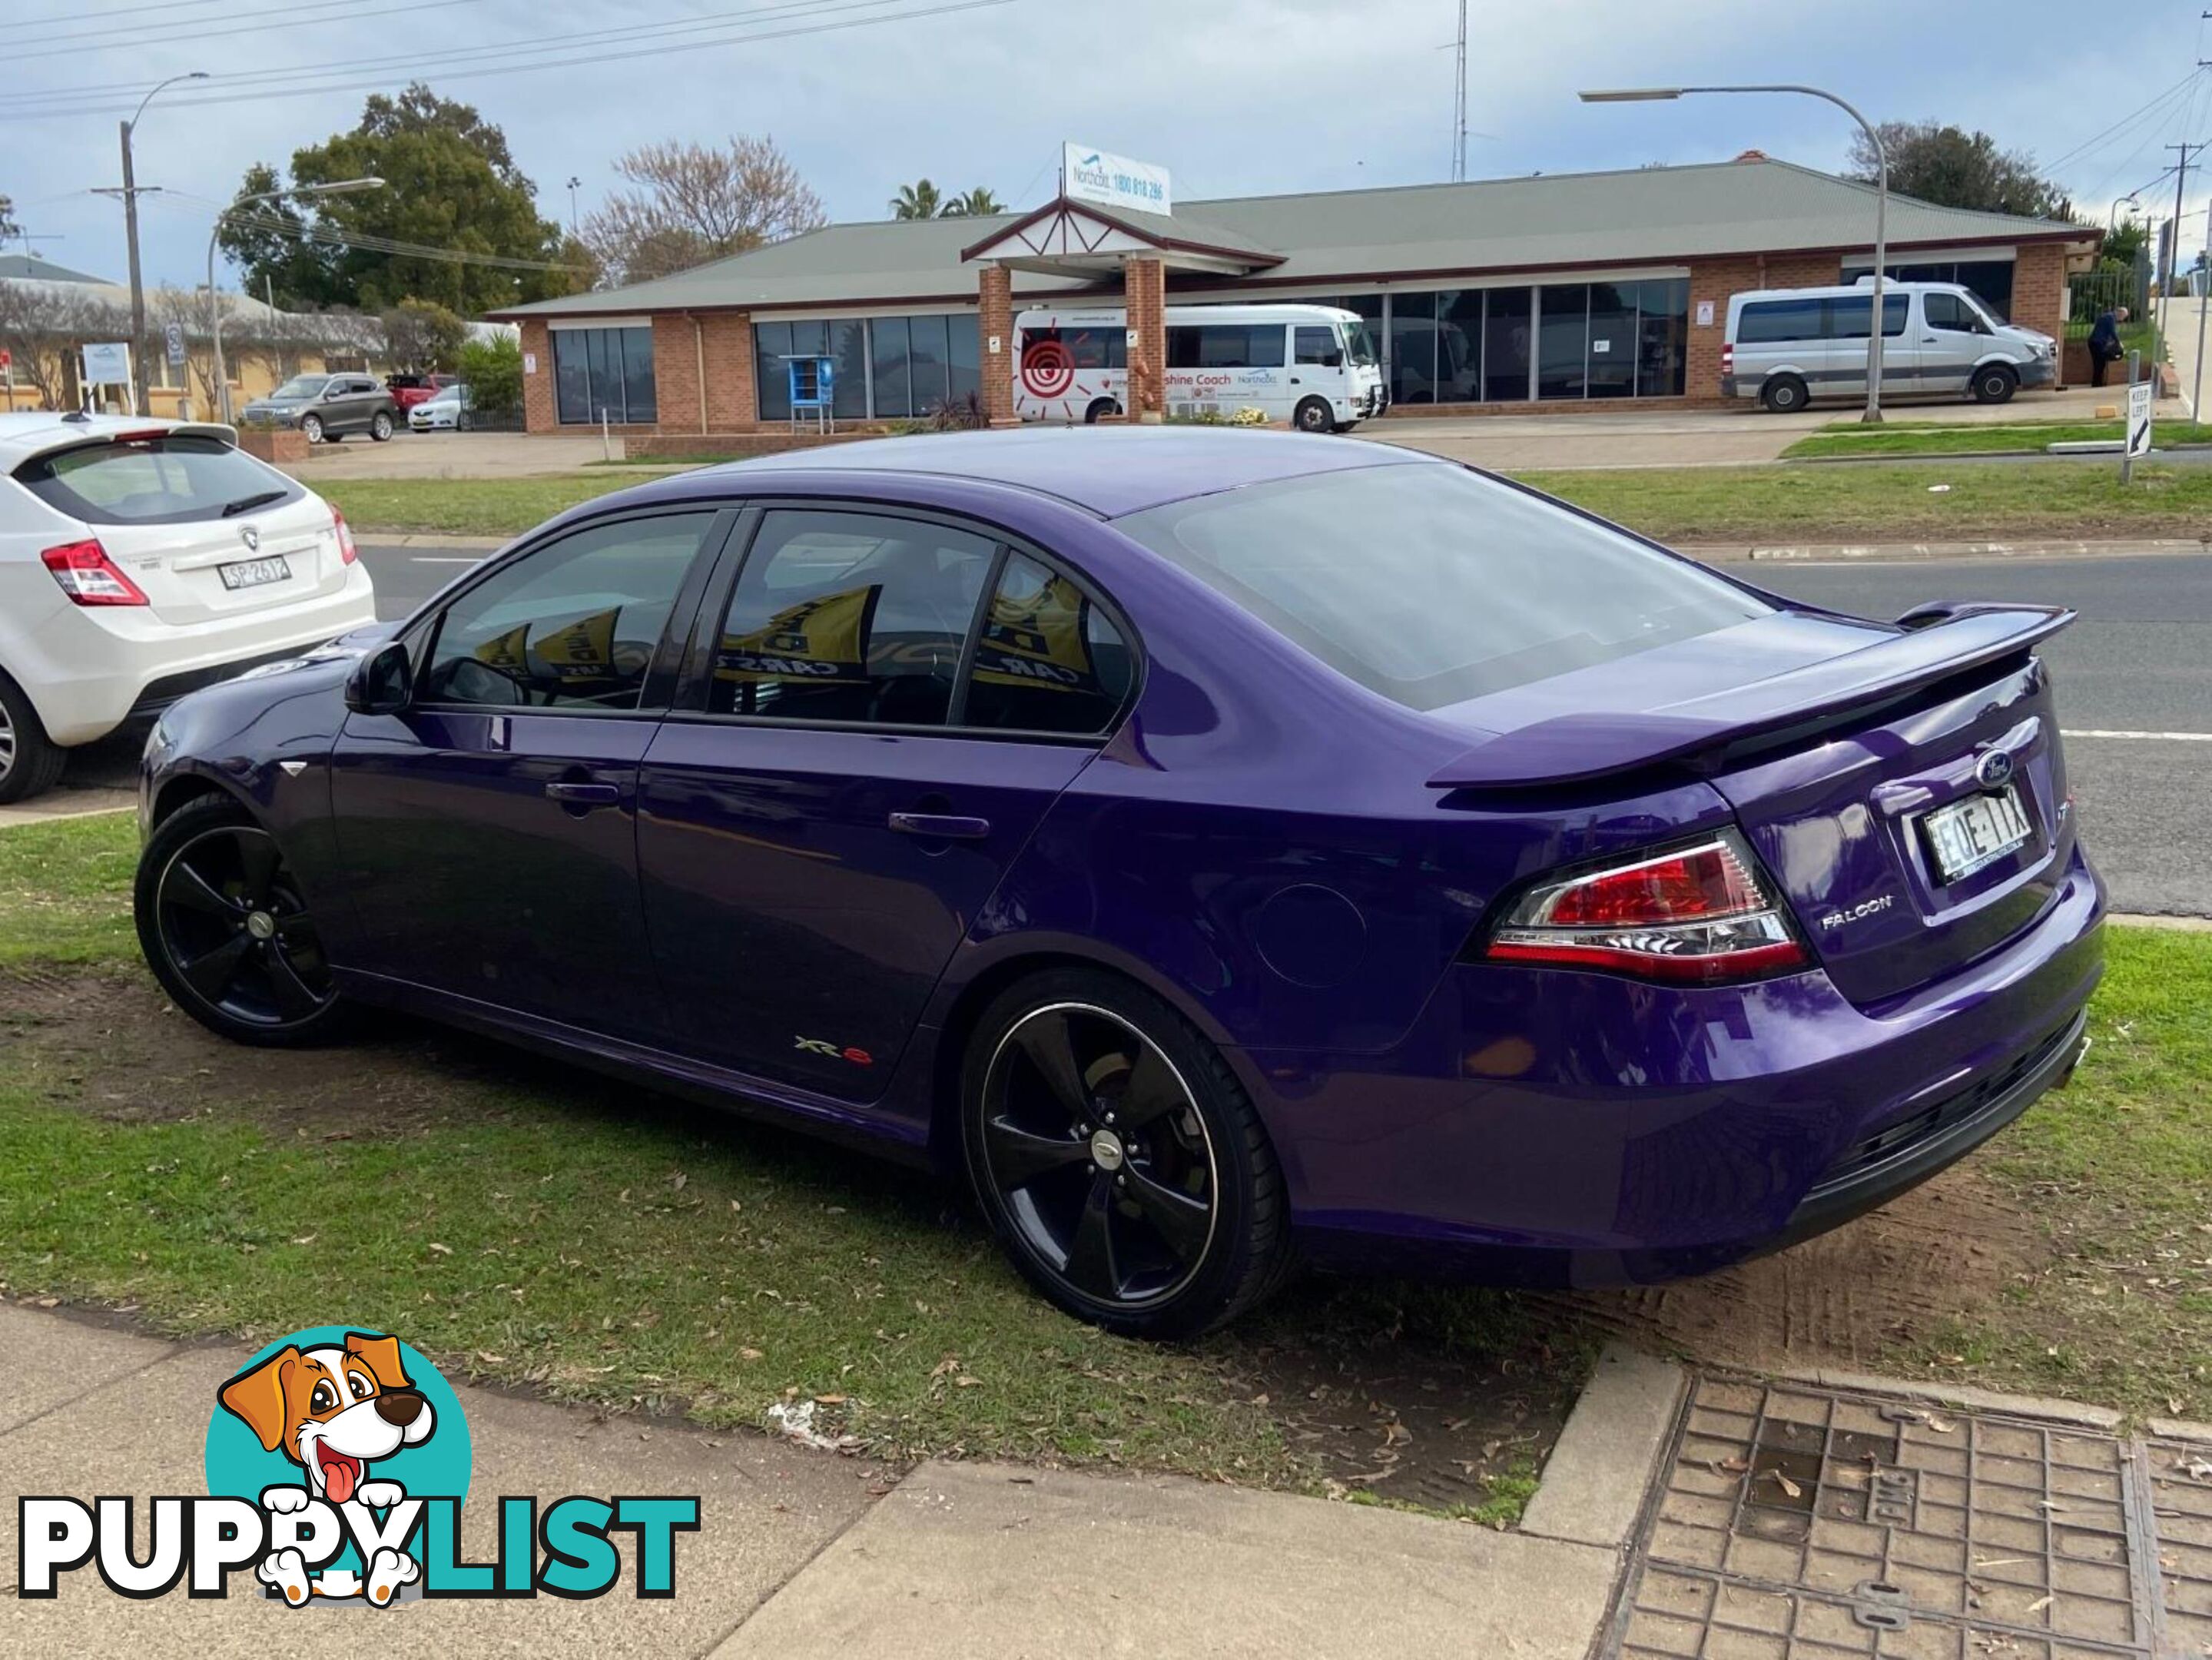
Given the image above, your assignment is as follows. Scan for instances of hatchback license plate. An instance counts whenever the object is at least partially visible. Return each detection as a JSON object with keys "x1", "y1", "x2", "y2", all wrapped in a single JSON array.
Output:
[
  {"x1": 217, "y1": 555, "x2": 292, "y2": 591},
  {"x1": 1922, "y1": 785, "x2": 2032, "y2": 884}
]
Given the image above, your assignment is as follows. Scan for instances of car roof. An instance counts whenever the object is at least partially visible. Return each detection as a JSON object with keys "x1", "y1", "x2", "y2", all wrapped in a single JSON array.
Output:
[
  {"x1": 679, "y1": 427, "x2": 1436, "y2": 519},
  {"x1": 0, "y1": 413, "x2": 233, "y2": 466}
]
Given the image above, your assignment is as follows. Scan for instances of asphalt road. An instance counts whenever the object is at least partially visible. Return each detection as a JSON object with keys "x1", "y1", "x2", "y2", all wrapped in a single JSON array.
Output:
[{"x1": 353, "y1": 543, "x2": 2210, "y2": 915}]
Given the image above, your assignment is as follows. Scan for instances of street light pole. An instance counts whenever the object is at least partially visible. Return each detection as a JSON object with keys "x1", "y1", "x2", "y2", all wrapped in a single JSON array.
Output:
[
  {"x1": 1580, "y1": 82, "x2": 1891, "y2": 423},
  {"x1": 118, "y1": 71, "x2": 210, "y2": 417},
  {"x1": 207, "y1": 177, "x2": 383, "y2": 423},
  {"x1": 565, "y1": 175, "x2": 582, "y2": 233},
  {"x1": 2109, "y1": 193, "x2": 2141, "y2": 231}
]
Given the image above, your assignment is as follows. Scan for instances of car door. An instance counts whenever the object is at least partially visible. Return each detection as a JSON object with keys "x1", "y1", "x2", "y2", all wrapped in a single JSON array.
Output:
[
  {"x1": 1919, "y1": 290, "x2": 1991, "y2": 393},
  {"x1": 342, "y1": 377, "x2": 380, "y2": 433},
  {"x1": 636, "y1": 503, "x2": 1136, "y2": 1101},
  {"x1": 327, "y1": 506, "x2": 732, "y2": 1039}
]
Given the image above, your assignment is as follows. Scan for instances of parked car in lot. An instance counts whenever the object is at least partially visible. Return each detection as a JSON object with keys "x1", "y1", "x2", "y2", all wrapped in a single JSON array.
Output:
[
  {"x1": 0, "y1": 413, "x2": 374, "y2": 803},
  {"x1": 133, "y1": 429, "x2": 2103, "y2": 1335},
  {"x1": 1724, "y1": 280, "x2": 2058, "y2": 411},
  {"x1": 237, "y1": 373, "x2": 400, "y2": 444},
  {"x1": 406, "y1": 383, "x2": 473, "y2": 433},
  {"x1": 386, "y1": 373, "x2": 457, "y2": 412}
]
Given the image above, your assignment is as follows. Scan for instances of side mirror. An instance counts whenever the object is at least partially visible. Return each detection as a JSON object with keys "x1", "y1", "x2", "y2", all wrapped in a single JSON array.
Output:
[{"x1": 344, "y1": 639, "x2": 413, "y2": 715}]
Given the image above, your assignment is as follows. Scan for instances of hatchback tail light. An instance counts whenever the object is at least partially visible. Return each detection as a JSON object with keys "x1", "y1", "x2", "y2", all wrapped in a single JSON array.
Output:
[
  {"x1": 1720, "y1": 343, "x2": 1735, "y2": 377},
  {"x1": 41, "y1": 539, "x2": 148, "y2": 606},
  {"x1": 332, "y1": 506, "x2": 358, "y2": 565},
  {"x1": 1481, "y1": 831, "x2": 1807, "y2": 984}
]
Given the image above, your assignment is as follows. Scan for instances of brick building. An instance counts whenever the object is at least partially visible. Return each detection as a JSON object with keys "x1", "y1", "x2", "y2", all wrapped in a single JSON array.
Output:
[{"x1": 493, "y1": 154, "x2": 2098, "y2": 437}]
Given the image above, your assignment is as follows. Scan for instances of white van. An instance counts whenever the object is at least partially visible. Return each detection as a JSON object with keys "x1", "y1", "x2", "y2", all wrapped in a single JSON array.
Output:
[
  {"x1": 1723, "y1": 281, "x2": 2056, "y2": 413},
  {"x1": 1012, "y1": 303, "x2": 1386, "y2": 432}
]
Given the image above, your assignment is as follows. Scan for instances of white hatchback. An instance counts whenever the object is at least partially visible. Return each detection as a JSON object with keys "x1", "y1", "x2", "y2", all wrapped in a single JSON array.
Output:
[{"x1": 0, "y1": 413, "x2": 376, "y2": 802}]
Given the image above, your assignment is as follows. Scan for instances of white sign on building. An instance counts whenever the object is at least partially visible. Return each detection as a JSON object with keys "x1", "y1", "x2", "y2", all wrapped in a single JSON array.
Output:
[{"x1": 1062, "y1": 144, "x2": 1172, "y2": 216}]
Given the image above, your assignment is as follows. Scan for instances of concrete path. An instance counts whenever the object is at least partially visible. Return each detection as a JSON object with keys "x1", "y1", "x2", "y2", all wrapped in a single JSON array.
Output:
[
  {"x1": 0, "y1": 1302, "x2": 1666, "y2": 1658},
  {"x1": 280, "y1": 430, "x2": 624, "y2": 480}
]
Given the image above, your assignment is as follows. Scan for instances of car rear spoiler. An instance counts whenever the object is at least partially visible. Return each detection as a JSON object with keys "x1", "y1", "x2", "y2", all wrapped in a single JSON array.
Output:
[{"x1": 1425, "y1": 604, "x2": 2074, "y2": 790}]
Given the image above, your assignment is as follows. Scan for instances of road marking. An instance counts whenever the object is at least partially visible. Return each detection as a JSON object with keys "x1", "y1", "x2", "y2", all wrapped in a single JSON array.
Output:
[
  {"x1": 410, "y1": 555, "x2": 484, "y2": 564},
  {"x1": 2061, "y1": 729, "x2": 2212, "y2": 742}
]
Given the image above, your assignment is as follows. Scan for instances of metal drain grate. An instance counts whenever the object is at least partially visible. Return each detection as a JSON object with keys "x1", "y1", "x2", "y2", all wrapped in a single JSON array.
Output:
[{"x1": 1610, "y1": 1376, "x2": 2169, "y2": 1658}]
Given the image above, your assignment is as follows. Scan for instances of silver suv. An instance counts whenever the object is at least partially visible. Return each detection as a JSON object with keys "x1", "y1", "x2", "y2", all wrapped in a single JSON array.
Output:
[{"x1": 238, "y1": 373, "x2": 401, "y2": 444}]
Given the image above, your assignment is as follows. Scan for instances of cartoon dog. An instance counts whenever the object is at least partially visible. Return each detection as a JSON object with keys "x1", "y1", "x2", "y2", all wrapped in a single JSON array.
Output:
[{"x1": 217, "y1": 1331, "x2": 435, "y2": 1607}]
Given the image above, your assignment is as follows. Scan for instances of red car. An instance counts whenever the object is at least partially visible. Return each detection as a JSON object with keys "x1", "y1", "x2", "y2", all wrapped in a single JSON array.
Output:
[{"x1": 384, "y1": 374, "x2": 456, "y2": 413}]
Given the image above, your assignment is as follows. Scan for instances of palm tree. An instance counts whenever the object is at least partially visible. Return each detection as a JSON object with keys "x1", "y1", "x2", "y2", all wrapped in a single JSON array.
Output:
[
  {"x1": 939, "y1": 187, "x2": 1006, "y2": 218},
  {"x1": 890, "y1": 179, "x2": 943, "y2": 221}
]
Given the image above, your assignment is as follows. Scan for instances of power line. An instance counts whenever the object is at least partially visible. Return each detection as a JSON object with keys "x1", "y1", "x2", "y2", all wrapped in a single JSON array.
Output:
[
  {"x1": 8, "y1": 0, "x2": 497, "y2": 55},
  {"x1": 143, "y1": 190, "x2": 590, "y2": 273},
  {"x1": 2045, "y1": 67, "x2": 2207, "y2": 171},
  {"x1": 5, "y1": 0, "x2": 1013, "y2": 118}
]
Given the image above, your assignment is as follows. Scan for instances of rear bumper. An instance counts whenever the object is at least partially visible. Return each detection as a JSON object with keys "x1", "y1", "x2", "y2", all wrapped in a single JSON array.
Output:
[
  {"x1": 18, "y1": 568, "x2": 376, "y2": 746},
  {"x1": 1245, "y1": 843, "x2": 2105, "y2": 1286}
]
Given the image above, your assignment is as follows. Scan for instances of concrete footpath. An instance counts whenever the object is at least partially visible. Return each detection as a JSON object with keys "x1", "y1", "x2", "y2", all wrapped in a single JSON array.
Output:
[{"x1": 0, "y1": 1303, "x2": 1677, "y2": 1658}]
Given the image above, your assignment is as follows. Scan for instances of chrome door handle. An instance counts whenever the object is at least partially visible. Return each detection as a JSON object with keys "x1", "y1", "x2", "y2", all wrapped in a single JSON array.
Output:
[
  {"x1": 545, "y1": 780, "x2": 621, "y2": 805},
  {"x1": 888, "y1": 812, "x2": 990, "y2": 840}
]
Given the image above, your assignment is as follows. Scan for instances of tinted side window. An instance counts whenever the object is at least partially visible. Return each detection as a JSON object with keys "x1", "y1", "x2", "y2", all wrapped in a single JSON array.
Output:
[
  {"x1": 1923, "y1": 293, "x2": 1988, "y2": 334},
  {"x1": 422, "y1": 512, "x2": 714, "y2": 711},
  {"x1": 1736, "y1": 300, "x2": 1822, "y2": 344},
  {"x1": 962, "y1": 552, "x2": 1133, "y2": 735},
  {"x1": 708, "y1": 510, "x2": 993, "y2": 725},
  {"x1": 1294, "y1": 326, "x2": 1340, "y2": 366},
  {"x1": 1828, "y1": 294, "x2": 1910, "y2": 339}
]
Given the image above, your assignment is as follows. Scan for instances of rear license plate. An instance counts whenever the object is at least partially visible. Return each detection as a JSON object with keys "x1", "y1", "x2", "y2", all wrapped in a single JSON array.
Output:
[
  {"x1": 217, "y1": 555, "x2": 292, "y2": 591},
  {"x1": 1921, "y1": 785, "x2": 2032, "y2": 884}
]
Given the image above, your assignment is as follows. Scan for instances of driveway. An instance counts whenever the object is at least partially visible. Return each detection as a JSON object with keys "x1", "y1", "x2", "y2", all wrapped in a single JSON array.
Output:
[{"x1": 280, "y1": 430, "x2": 625, "y2": 480}]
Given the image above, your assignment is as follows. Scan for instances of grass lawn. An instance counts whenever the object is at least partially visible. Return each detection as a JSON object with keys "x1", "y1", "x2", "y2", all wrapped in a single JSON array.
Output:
[
  {"x1": 1520, "y1": 460, "x2": 2212, "y2": 543},
  {"x1": 0, "y1": 813, "x2": 1574, "y2": 1519},
  {"x1": 1783, "y1": 420, "x2": 2212, "y2": 460},
  {"x1": 321, "y1": 460, "x2": 2212, "y2": 548},
  {"x1": 1902, "y1": 925, "x2": 2212, "y2": 1418},
  {"x1": 317, "y1": 476, "x2": 634, "y2": 539}
]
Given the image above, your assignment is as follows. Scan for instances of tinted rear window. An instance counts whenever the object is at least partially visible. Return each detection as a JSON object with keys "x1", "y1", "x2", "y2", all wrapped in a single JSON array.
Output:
[
  {"x1": 14, "y1": 433, "x2": 300, "y2": 527},
  {"x1": 1116, "y1": 463, "x2": 1771, "y2": 710}
]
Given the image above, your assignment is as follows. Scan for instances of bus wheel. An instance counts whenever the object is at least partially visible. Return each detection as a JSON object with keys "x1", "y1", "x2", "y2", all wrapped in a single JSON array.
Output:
[
  {"x1": 1085, "y1": 397, "x2": 1121, "y2": 424},
  {"x1": 1759, "y1": 374, "x2": 1808, "y2": 414},
  {"x1": 1293, "y1": 397, "x2": 1335, "y2": 433}
]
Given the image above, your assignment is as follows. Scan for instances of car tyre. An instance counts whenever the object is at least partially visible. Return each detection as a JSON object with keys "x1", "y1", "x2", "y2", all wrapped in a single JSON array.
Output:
[
  {"x1": 135, "y1": 795, "x2": 350, "y2": 1049},
  {"x1": 0, "y1": 671, "x2": 68, "y2": 805},
  {"x1": 300, "y1": 413, "x2": 324, "y2": 444},
  {"x1": 1759, "y1": 374, "x2": 1809, "y2": 414},
  {"x1": 1293, "y1": 396, "x2": 1334, "y2": 433},
  {"x1": 960, "y1": 967, "x2": 1294, "y2": 1337},
  {"x1": 370, "y1": 410, "x2": 394, "y2": 441},
  {"x1": 1084, "y1": 397, "x2": 1121, "y2": 424},
  {"x1": 1972, "y1": 364, "x2": 2018, "y2": 405}
]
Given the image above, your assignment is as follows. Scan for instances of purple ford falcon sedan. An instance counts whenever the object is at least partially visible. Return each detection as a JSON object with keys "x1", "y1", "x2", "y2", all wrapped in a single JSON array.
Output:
[{"x1": 134, "y1": 428, "x2": 2103, "y2": 1335}]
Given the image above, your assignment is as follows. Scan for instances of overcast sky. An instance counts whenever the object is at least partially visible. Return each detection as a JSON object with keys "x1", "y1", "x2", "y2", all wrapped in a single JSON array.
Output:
[{"x1": 7, "y1": 0, "x2": 2209, "y2": 294}]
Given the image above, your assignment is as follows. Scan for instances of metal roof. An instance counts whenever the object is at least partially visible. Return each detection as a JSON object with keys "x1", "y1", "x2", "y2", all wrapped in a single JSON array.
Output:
[
  {"x1": 496, "y1": 157, "x2": 2091, "y2": 321},
  {"x1": 0, "y1": 255, "x2": 114, "y2": 285}
]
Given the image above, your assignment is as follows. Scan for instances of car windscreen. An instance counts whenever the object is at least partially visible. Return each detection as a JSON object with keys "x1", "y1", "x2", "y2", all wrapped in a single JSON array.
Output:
[
  {"x1": 12, "y1": 433, "x2": 303, "y2": 528},
  {"x1": 1115, "y1": 463, "x2": 1773, "y2": 710},
  {"x1": 269, "y1": 376, "x2": 327, "y2": 400}
]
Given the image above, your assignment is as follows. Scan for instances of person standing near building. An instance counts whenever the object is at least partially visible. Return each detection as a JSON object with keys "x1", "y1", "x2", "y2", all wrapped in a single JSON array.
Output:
[{"x1": 2088, "y1": 304, "x2": 2129, "y2": 387}]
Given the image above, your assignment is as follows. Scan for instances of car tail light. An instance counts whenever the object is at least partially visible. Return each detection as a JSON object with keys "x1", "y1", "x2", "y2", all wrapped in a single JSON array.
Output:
[
  {"x1": 1481, "y1": 831, "x2": 1807, "y2": 984},
  {"x1": 1720, "y1": 343, "x2": 1734, "y2": 377},
  {"x1": 40, "y1": 539, "x2": 148, "y2": 606},
  {"x1": 332, "y1": 506, "x2": 358, "y2": 565}
]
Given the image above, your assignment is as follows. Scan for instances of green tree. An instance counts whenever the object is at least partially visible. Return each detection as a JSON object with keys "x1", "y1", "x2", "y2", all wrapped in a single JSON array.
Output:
[
  {"x1": 938, "y1": 186, "x2": 1006, "y2": 217},
  {"x1": 2103, "y1": 218, "x2": 2149, "y2": 271},
  {"x1": 890, "y1": 178, "x2": 943, "y2": 220},
  {"x1": 1846, "y1": 121, "x2": 2074, "y2": 221},
  {"x1": 380, "y1": 297, "x2": 469, "y2": 373},
  {"x1": 218, "y1": 83, "x2": 584, "y2": 316},
  {"x1": 457, "y1": 332, "x2": 522, "y2": 417}
]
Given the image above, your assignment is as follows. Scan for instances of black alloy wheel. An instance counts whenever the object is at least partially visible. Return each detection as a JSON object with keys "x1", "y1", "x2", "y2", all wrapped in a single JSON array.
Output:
[
  {"x1": 136, "y1": 798, "x2": 344, "y2": 1046},
  {"x1": 963, "y1": 971, "x2": 1292, "y2": 1336}
]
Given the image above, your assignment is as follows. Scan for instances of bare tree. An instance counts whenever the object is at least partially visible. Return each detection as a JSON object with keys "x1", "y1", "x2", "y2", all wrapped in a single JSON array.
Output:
[
  {"x1": 580, "y1": 135, "x2": 825, "y2": 286},
  {"x1": 0, "y1": 281, "x2": 126, "y2": 407}
]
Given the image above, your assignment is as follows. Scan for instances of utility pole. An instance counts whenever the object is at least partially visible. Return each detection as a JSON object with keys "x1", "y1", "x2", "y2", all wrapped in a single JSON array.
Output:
[
  {"x1": 1451, "y1": 1, "x2": 1468, "y2": 182},
  {"x1": 2165, "y1": 142, "x2": 2200, "y2": 356},
  {"x1": 108, "y1": 72, "x2": 210, "y2": 417}
]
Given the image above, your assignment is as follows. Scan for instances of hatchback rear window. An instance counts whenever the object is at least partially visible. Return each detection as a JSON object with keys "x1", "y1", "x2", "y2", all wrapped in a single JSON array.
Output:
[
  {"x1": 1115, "y1": 463, "x2": 1772, "y2": 710},
  {"x1": 12, "y1": 433, "x2": 301, "y2": 527}
]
